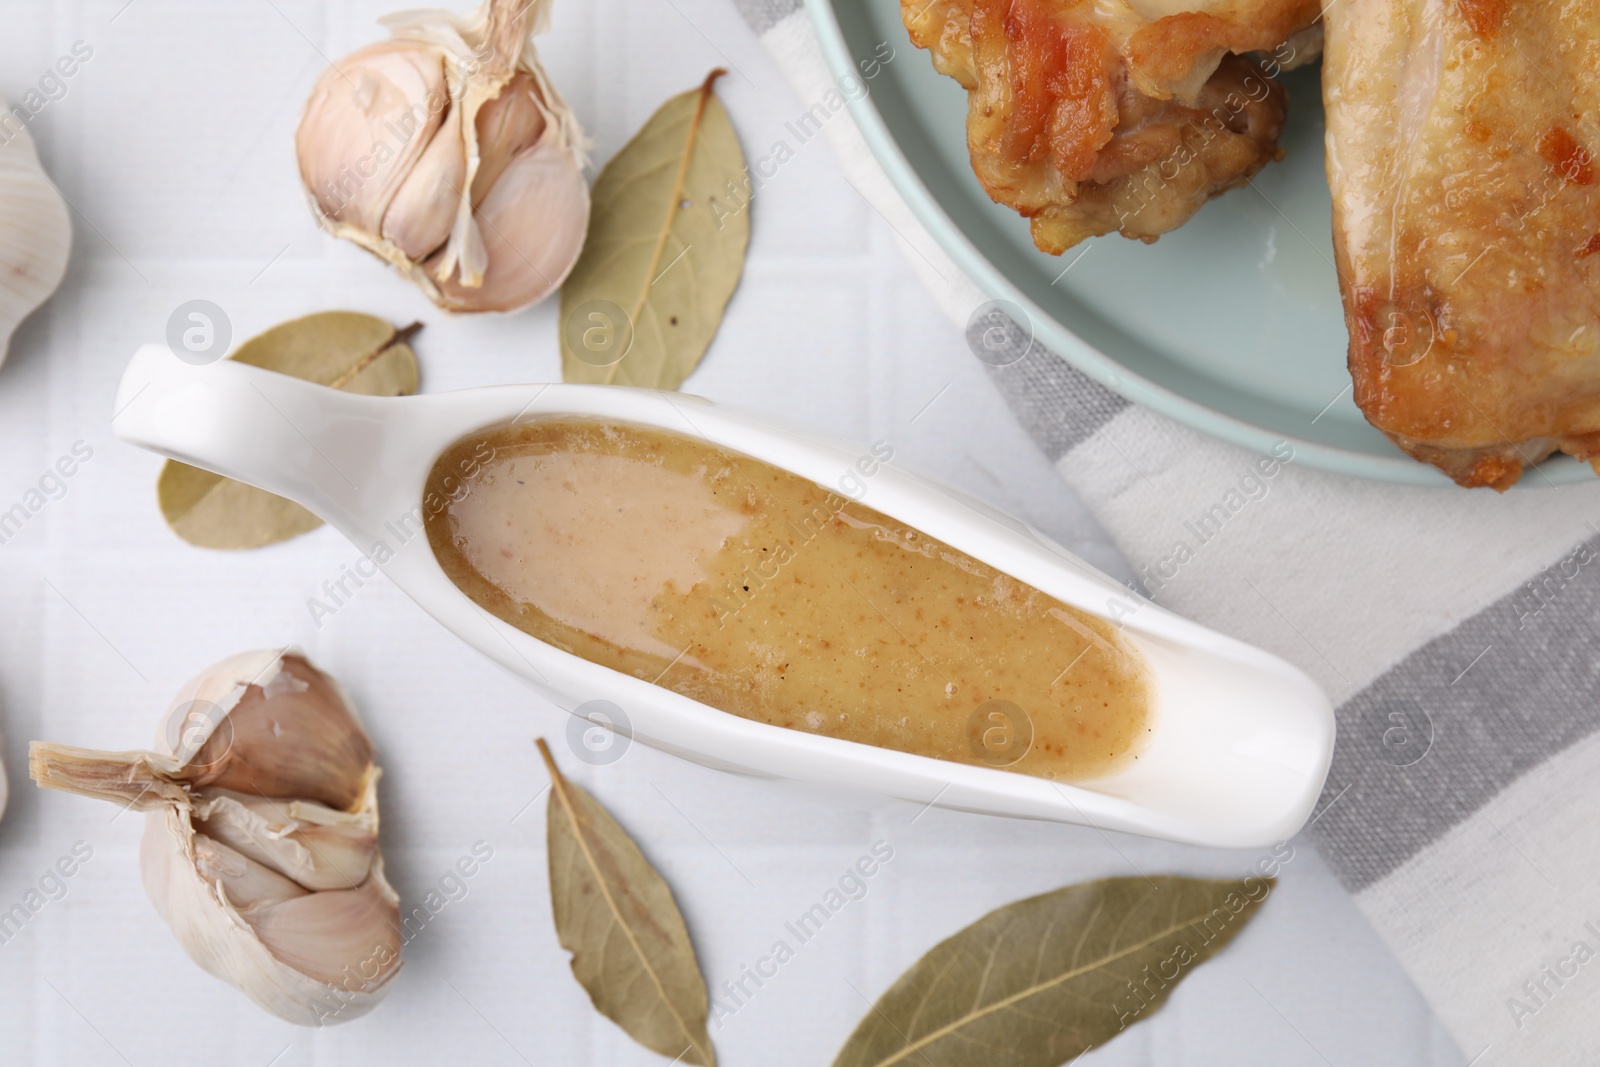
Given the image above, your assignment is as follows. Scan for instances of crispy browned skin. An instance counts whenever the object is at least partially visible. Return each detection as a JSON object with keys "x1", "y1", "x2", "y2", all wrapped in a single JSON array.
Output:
[
  {"x1": 903, "y1": 0, "x2": 1318, "y2": 253},
  {"x1": 1325, "y1": 0, "x2": 1600, "y2": 489}
]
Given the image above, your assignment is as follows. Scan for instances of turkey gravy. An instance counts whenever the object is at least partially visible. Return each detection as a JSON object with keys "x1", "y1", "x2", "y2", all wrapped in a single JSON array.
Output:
[{"x1": 424, "y1": 420, "x2": 1151, "y2": 781}]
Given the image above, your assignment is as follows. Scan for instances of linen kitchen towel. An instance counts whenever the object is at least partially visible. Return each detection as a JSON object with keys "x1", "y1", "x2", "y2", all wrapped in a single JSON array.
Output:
[{"x1": 734, "y1": 2, "x2": 1600, "y2": 1063}]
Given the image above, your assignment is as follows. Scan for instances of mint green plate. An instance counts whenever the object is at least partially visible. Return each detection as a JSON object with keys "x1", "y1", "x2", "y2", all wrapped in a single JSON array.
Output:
[{"x1": 807, "y1": 0, "x2": 1587, "y2": 486}]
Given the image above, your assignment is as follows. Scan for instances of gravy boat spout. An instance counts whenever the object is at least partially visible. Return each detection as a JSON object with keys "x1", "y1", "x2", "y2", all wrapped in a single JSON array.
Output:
[{"x1": 113, "y1": 344, "x2": 1334, "y2": 848}]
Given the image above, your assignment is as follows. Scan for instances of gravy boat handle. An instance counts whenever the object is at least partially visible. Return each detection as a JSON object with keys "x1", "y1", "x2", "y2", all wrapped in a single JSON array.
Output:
[{"x1": 112, "y1": 343, "x2": 428, "y2": 536}]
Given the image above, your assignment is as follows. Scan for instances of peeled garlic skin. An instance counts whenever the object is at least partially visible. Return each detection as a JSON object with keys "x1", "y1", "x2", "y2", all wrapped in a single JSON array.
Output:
[
  {"x1": 295, "y1": 0, "x2": 590, "y2": 314},
  {"x1": 426, "y1": 130, "x2": 588, "y2": 312},
  {"x1": 0, "y1": 100, "x2": 71, "y2": 365}
]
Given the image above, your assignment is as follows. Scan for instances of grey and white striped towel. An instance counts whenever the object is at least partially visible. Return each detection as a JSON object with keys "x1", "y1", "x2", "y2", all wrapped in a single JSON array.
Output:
[{"x1": 736, "y1": 1, "x2": 1600, "y2": 1063}]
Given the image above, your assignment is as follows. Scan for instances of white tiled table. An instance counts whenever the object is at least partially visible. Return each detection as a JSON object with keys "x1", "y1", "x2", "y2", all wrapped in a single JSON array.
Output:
[{"x1": 0, "y1": 2, "x2": 1460, "y2": 1063}]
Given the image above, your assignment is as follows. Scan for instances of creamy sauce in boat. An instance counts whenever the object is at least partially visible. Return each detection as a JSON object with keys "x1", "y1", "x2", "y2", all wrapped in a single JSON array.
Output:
[{"x1": 425, "y1": 421, "x2": 1151, "y2": 781}]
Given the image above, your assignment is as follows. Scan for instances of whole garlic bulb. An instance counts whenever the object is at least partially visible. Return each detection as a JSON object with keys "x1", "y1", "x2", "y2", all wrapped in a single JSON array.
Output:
[
  {"x1": 296, "y1": 0, "x2": 589, "y2": 312},
  {"x1": 0, "y1": 103, "x2": 71, "y2": 364},
  {"x1": 30, "y1": 650, "x2": 400, "y2": 1026}
]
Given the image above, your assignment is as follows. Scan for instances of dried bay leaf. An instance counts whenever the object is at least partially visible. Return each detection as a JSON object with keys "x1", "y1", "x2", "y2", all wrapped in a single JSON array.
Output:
[
  {"x1": 537, "y1": 739, "x2": 717, "y2": 1066},
  {"x1": 157, "y1": 312, "x2": 420, "y2": 550},
  {"x1": 560, "y1": 70, "x2": 748, "y2": 390},
  {"x1": 834, "y1": 876, "x2": 1273, "y2": 1067}
]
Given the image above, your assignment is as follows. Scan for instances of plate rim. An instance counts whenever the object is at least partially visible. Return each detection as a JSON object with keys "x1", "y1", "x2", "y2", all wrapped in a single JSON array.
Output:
[{"x1": 804, "y1": 0, "x2": 1591, "y2": 489}]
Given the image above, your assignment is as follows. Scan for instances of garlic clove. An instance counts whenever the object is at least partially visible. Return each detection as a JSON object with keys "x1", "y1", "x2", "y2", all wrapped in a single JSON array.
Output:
[
  {"x1": 178, "y1": 652, "x2": 375, "y2": 811},
  {"x1": 245, "y1": 873, "x2": 402, "y2": 989},
  {"x1": 193, "y1": 832, "x2": 310, "y2": 910},
  {"x1": 196, "y1": 789, "x2": 378, "y2": 891},
  {"x1": 471, "y1": 72, "x2": 548, "y2": 206},
  {"x1": 380, "y1": 100, "x2": 467, "y2": 260},
  {"x1": 426, "y1": 131, "x2": 589, "y2": 312},
  {"x1": 0, "y1": 100, "x2": 71, "y2": 366},
  {"x1": 296, "y1": 41, "x2": 451, "y2": 236}
]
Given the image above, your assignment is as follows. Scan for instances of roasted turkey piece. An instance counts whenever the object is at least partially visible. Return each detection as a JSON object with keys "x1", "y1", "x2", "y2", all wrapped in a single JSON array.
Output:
[
  {"x1": 903, "y1": 0, "x2": 1320, "y2": 254},
  {"x1": 1326, "y1": 0, "x2": 1600, "y2": 489}
]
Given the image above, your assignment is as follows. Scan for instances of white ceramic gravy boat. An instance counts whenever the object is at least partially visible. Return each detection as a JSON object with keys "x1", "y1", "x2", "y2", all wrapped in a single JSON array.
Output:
[{"x1": 113, "y1": 345, "x2": 1334, "y2": 848}]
